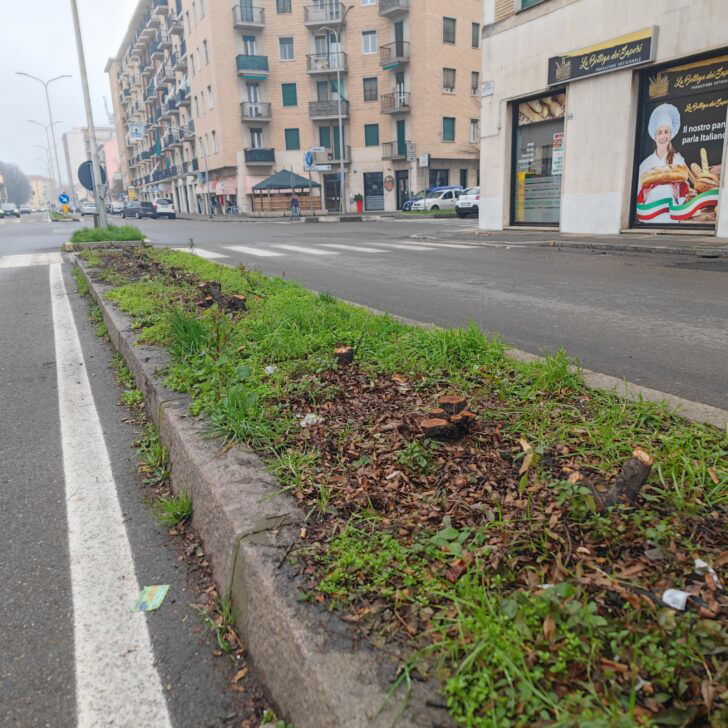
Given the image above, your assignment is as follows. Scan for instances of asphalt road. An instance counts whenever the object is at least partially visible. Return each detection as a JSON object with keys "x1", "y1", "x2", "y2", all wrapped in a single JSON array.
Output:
[
  {"x1": 0, "y1": 250, "x2": 261, "y2": 726},
  {"x1": 2, "y1": 213, "x2": 726, "y2": 409}
]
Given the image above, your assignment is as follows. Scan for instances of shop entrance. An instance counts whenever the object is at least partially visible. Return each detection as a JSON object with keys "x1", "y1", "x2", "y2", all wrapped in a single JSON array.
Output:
[
  {"x1": 363, "y1": 172, "x2": 384, "y2": 211},
  {"x1": 324, "y1": 173, "x2": 341, "y2": 211},
  {"x1": 511, "y1": 92, "x2": 566, "y2": 225},
  {"x1": 396, "y1": 170, "x2": 409, "y2": 209}
]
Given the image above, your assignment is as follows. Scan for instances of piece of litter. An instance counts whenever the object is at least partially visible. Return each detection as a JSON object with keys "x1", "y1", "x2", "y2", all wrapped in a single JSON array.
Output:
[
  {"x1": 695, "y1": 558, "x2": 723, "y2": 589},
  {"x1": 132, "y1": 585, "x2": 170, "y2": 612},
  {"x1": 538, "y1": 584, "x2": 555, "y2": 590},
  {"x1": 264, "y1": 365, "x2": 277, "y2": 374},
  {"x1": 661, "y1": 588, "x2": 691, "y2": 611},
  {"x1": 300, "y1": 413, "x2": 323, "y2": 428}
]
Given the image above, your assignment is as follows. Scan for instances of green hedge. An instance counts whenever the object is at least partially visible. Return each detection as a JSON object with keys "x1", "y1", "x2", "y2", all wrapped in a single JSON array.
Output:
[{"x1": 70, "y1": 225, "x2": 144, "y2": 243}]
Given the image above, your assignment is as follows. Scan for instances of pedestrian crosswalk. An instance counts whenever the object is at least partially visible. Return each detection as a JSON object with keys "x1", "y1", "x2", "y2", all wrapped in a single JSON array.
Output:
[{"x1": 0, "y1": 252, "x2": 63, "y2": 268}]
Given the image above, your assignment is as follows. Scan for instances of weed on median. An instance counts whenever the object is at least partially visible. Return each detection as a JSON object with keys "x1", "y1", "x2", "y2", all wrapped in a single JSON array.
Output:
[
  {"x1": 70, "y1": 225, "x2": 144, "y2": 243},
  {"x1": 81, "y1": 247, "x2": 728, "y2": 727}
]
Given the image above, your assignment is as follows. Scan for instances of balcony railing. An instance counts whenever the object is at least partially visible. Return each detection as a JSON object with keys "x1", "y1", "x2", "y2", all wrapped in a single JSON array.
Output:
[
  {"x1": 236, "y1": 54, "x2": 269, "y2": 74},
  {"x1": 171, "y1": 51, "x2": 187, "y2": 71},
  {"x1": 161, "y1": 64, "x2": 175, "y2": 82},
  {"x1": 241, "y1": 101, "x2": 272, "y2": 121},
  {"x1": 381, "y1": 140, "x2": 410, "y2": 160},
  {"x1": 232, "y1": 4, "x2": 265, "y2": 29},
  {"x1": 244, "y1": 147, "x2": 275, "y2": 165},
  {"x1": 152, "y1": 0, "x2": 168, "y2": 14},
  {"x1": 379, "y1": 0, "x2": 409, "y2": 16},
  {"x1": 306, "y1": 52, "x2": 347, "y2": 73},
  {"x1": 309, "y1": 99, "x2": 349, "y2": 119},
  {"x1": 380, "y1": 41, "x2": 410, "y2": 67},
  {"x1": 381, "y1": 91, "x2": 411, "y2": 113},
  {"x1": 304, "y1": 2, "x2": 344, "y2": 26}
]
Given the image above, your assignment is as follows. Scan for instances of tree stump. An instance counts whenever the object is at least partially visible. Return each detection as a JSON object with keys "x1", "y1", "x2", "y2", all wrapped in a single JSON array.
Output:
[
  {"x1": 437, "y1": 395, "x2": 467, "y2": 417},
  {"x1": 228, "y1": 294, "x2": 247, "y2": 312},
  {"x1": 420, "y1": 418, "x2": 454, "y2": 438},
  {"x1": 579, "y1": 447, "x2": 654, "y2": 511},
  {"x1": 334, "y1": 346, "x2": 354, "y2": 365}
]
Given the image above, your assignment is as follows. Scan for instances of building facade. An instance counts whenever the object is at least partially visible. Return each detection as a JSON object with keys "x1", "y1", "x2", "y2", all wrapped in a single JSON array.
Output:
[
  {"x1": 28, "y1": 176, "x2": 52, "y2": 209},
  {"x1": 108, "y1": 0, "x2": 483, "y2": 214},
  {"x1": 479, "y1": 0, "x2": 728, "y2": 237},
  {"x1": 62, "y1": 126, "x2": 117, "y2": 203}
]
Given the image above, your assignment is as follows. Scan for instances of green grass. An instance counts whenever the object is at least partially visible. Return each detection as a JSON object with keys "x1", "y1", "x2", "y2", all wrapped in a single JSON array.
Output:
[
  {"x1": 71, "y1": 266, "x2": 90, "y2": 296},
  {"x1": 50, "y1": 211, "x2": 73, "y2": 221},
  {"x1": 136, "y1": 423, "x2": 170, "y2": 487},
  {"x1": 156, "y1": 491, "x2": 192, "y2": 526},
  {"x1": 70, "y1": 225, "x2": 144, "y2": 243}
]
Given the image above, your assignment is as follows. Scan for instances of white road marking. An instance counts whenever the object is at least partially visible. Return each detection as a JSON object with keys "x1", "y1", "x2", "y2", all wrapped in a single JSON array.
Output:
[
  {"x1": 0, "y1": 252, "x2": 63, "y2": 268},
  {"x1": 375, "y1": 243, "x2": 438, "y2": 251},
  {"x1": 425, "y1": 243, "x2": 478, "y2": 249},
  {"x1": 274, "y1": 244, "x2": 339, "y2": 255},
  {"x1": 50, "y1": 263, "x2": 172, "y2": 728},
  {"x1": 319, "y1": 243, "x2": 389, "y2": 253},
  {"x1": 224, "y1": 245, "x2": 285, "y2": 257},
  {"x1": 182, "y1": 247, "x2": 228, "y2": 259}
]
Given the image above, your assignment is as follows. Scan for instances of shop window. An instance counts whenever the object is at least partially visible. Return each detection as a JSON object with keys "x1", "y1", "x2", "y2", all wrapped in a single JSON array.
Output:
[
  {"x1": 429, "y1": 169, "x2": 449, "y2": 187},
  {"x1": 633, "y1": 55, "x2": 726, "y2": 228},
  {"x1": 282, "y1": 83, "x2": 297, "y2": 107},
  {"x1": 442, "y1": 117, "x2": 455, "y2": 142},
  {"x1": 512, "y1": 92, "x2": 565, "y2": 225},
  {"x1": 284, "y1": 128, "x2": 300, "y2": 150},
  {"x1": 364, "y1": 124, "x2": 379, "y2": 147},
  {"x1": 443, "y1": 17, "x2": 456, "y2": 44},
  {"x1": 364, "y1": 172, "x2": 384, "y2": 211},
  {"x1": 363, "y1": 77, "x2": 378, "y2": 102}
]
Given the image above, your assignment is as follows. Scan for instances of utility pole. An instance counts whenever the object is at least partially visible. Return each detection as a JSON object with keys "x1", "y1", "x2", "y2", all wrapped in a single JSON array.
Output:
[
  {"x1": 62, "y1": 134, "x2": 80, "y2": 211},
  {"x1": 69, "y1": 0, "x2": 108, "y2": 227}
]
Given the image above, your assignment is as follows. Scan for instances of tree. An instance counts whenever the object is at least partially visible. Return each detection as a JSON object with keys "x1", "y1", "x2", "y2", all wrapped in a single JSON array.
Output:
[{"x1": 0, "y1": 162, "x2": 32, "y2": 205}]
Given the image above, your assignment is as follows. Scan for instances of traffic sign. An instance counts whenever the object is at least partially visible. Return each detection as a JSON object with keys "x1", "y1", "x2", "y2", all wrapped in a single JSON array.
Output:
[
  {"x1": 77, "y1": 161, "x2": 107, "y2": 192},
  {"x1": 310, "y1": 164, "x2": 332, "y2": 172},
  {"x1": 128, "y1": 123, "x2": 145, "y2": 142},
  {"x1": 58, "y1": 193, "x2": 70, "y2": 205},
  {"x1": 303, "y1": 150, "x2": 314, "y2": 171},
  {"x1": 310, "y1": 146, "x2": 326, "y2": 153}
]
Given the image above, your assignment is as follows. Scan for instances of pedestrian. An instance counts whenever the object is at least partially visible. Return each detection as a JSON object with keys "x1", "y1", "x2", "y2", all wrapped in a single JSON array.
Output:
[{"x1": 290, "y1": 192, "x2": 300, "y2": 221}]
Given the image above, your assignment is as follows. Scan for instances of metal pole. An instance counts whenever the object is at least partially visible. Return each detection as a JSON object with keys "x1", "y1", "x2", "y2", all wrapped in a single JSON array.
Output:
[
  {"x1": 199, "y1": 137, "x2": 210, "y2": 217},
  {"x1": 335, "y1": 40, "x2": 345, "y2": 215},
  {"x1": 44, "y1": 84, "x2": 65, "y2": 192},
  {"x1": 69, "y1": 0, "x2": 108, "y2": 228},
  {"x1": 62, "y1": 134, "x2": 80, "y2": 210}
]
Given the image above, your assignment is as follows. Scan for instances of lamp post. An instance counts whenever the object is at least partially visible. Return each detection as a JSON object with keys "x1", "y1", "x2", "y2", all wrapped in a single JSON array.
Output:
[
  {"x1": 320, "y1": 4, "x2": 353, "y2": 215},
  {"x1": 16, "y1": 72, "x2": 70, "y2": 194},
  {"x1": 29, "y1": 120, "x2": 62, "y2": 204}
]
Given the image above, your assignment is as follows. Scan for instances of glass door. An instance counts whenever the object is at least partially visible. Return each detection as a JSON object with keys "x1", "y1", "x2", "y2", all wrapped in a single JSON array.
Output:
[
  {"x1": 396, "y1": 120, "x2": 406, "y2": 158},
  {"x1": 363, "y1": 172, "x2": 384, "y2": 211},
  {"x1": 246, "y1": 82, "x2": 260, "y2": 117}
]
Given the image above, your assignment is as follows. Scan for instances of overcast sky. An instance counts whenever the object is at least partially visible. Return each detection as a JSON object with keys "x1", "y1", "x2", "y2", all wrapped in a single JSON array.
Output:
[{"x1": 0, "y1": 0, "x2": 137, "y2": 183}]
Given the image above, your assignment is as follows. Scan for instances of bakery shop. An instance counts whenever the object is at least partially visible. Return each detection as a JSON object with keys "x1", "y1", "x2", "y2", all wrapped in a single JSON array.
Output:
[{"x1": 479, "y1": 0, "x2": 728, "y2": 236}]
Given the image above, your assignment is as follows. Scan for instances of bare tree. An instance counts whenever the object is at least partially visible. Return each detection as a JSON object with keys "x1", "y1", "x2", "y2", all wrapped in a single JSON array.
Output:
[{"x1": 0, "y1": 162, "x2": 32, "y2": 205}]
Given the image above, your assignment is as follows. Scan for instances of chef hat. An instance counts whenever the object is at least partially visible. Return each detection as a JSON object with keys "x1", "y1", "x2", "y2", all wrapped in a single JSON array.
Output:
[{"x1": 648, "y1": 103, "x2": 680, "y2": 140}]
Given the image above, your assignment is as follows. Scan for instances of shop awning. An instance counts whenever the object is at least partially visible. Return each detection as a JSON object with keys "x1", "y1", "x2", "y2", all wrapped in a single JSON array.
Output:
[{"x1": 252, "y1": 169, "x2": 321, "y2": 191}]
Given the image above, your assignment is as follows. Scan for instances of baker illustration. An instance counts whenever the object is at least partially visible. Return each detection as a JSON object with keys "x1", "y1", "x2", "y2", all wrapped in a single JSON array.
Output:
[{"x1": 637, "y1": 103, "x2": 688, "y2": 223}]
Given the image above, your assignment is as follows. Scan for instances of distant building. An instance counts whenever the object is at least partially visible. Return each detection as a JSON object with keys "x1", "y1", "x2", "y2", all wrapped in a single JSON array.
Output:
[
  {"x1": 0, "y1": 172, "x2": 6, "y2": 202},
  {"x1": 28, "y1": 176, "x2": 52, "y2": 208},
  {"x1": 62, "y1": 126, "x2": 117, "y2": 201}
]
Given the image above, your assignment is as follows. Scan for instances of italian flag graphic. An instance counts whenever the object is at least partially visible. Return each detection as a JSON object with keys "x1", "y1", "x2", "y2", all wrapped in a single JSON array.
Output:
[{"x1": 636, "y1": 188, "x2": 720, "y2": 222}]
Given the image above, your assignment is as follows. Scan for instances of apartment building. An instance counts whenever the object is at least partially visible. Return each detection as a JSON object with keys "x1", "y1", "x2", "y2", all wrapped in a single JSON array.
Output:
[
  {"x1": 28, "y1": 176, "x2": 52, "y2": 209},
  {"x1": 62, "y1": 126, "x2": 116, "y2": 203},
  {"x1": 108, "y1": 0, "x2": 483, "y2": 214},
  {"x1": 479, "y1": 0, "x2": 728, "y2": 236}
]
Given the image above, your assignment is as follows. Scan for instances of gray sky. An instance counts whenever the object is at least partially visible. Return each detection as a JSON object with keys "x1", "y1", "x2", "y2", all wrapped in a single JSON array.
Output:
[{"x1": 0, "y1": 0, "x2": 137, "y2": 184}]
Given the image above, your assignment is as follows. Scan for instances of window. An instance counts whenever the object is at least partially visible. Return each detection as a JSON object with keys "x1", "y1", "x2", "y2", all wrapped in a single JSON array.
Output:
[
  {"x1": 319, "y1": 126, "x2": 331, "y2": 148},
  {"x1": 472, "y1": 22, "x2": 480, "y2": 49},
  {"x1": 185, "y1": 11, "x2": 190, "y2": 34},
  {"x1": 442, "y1": 117, "x2": 455, "y2": 142},
  {"x1": 284, "y1": 128, "x2": 300, "y2": 150},
  {"x1": 281, "y1": 83, "x2": 297, "y2": 106},
  {"x1": 211, "y1": 130, "x2": 217, "y2": 153},
  {"x1": 361, "y1": 30, "x2": 377, "y2": 55},
  {"x1": 194, "y1": 95, "x2": 199, "y2": 117},
  {"x1": 199, "y1": 0, "x2": 205, "y2": 17},
  {"x1": 276, "y1": 0, "x2": 292, "y2": 12},
  {"x1": 200, "y1": 89, "x2": 205, "y2": 112},
  {"x1": 207, "y1": 85, "x2": 213, "y2": 109},
  {"x1": 471, "y1": 71, "x2": 480, "y2": 96},
  {"x1": 190, "y1": 53, "x2": 195, "y2": 76},
  {"x1": 363, "y1": 77, "x2": 378, "y2": 101},
  {"x1": 364, "y1": 124, "x2": 379, "y2": 147},
  {"x1": 361, "y1": 0, "x2": 375, "y2": 5},
  {"x1": 242, "y1": 35, "x2": 256, "y2": 55},
  {"x1": 279, "y1": 37, "x2": 294, "y2": 61},
  {"x1": 470, "y1": 118, "x2": 479, "y2": 143},
  {"x1": 443, "y1": 17, "x2": 456, "y2": 44},
  {"x1": 443, "y1": 68, "x2": 456, "y2": 93},
  {"x1": 250, "y1": 128, "x2": 263, "y2": 148},
  {"x1": 517, "y1": 0, "x2": 548, "y2": 10},
  {"x1": 203, "y1": 40, "x2": 209, "y2": 65},
  {"x1": 192, "y1": 1, "x2": 197, "y2": 24}
]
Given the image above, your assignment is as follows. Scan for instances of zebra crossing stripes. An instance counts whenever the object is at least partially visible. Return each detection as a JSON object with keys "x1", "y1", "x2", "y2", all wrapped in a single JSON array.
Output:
[
  {"x1": 274, "y1": 244, "x2": 338, "y2": 255},
  {"x1": 187, "y1": 247, "x2": 228, "y2": 259},
  {"x1": 223, "y1": 245, "x2": 286, "y2": 257},
  {"x1": 319, "y1": 244, "x2": 389, "y2": 253}
]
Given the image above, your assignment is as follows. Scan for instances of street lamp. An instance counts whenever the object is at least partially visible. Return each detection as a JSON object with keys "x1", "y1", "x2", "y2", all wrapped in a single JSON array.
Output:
[
  {"x1": 320, "y1": 4, "x2": 354, "y2": 215},
  {"x1": 29, "y1": 119, "x2": 62, "y2": 203},
  {"x1": 16, "y1": 72, "x2": 70, "y2": 193}
]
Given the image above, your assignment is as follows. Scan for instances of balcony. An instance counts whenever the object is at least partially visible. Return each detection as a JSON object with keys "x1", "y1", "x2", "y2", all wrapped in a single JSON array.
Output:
[
  {"x1": 162, "y1": 96, "x2": 178, "y2": 116},
  {"x1": 306, "y1": 51, "x2": 347, "y2": 74},
  {"x1": 379, "y1": 0, "x2": 409, "y2": 17},
  {"x1": 314, "y1": 145, "x2": 351, "y2": 164},
  {"x1": 309, "y1": 99, "x2": 349, "y2": 120},
  {"x1": 236, "y1": 54, "x2": 269, "y2": 78},
  {"x1": 161, "y1": 64, "x2": 175, "y2": 82},
  {"x1": 192, "y1": 158, "x2": 199, "y2": 171},
  {"x1": 172, "y1": 50, "x2": 187, "y2": 71},
  {"x1": 177, "y1": 86, "x2": 191, "y2": 106},
  {"x1": 304, "y1": 2, "x2": 344, "y2": 28},
  {"x1": 244, "y1": 147, "x2": 275, "y2": 166},
  {"x1": 152, "y1": 0, "x2": 168, "y2": 15},
  {"x1": 168, "y1": 13, "x2": 183, "y2": 34},
  {"x1": 241, "y1": 101, "x2": 272, "y2": 122},
  {"x1": 150, "y1": 41, "x2": 163, "y2": 60},
  {"x1": 381, "y1": 91, "x2": 411, "y2": 114},
  {"x1": 160, "y1": 31, "x2": 172, "y2": 50},
  {"x1": 380, "y1": 41, "x2": 410, "y2": 68},
  {"x1": 232, "y1": 4, "x2": 265, "y2": 30},
  {"x1": 381, "y1": 140, "x2": 410, "y2": 160}
]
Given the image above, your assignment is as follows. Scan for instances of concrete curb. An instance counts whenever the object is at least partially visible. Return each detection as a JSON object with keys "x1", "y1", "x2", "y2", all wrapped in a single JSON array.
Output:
[
  {"x1": 72, "y1": 258, "x2": 449, "y2": 728},
  {"x1": 61, "y1": 239, "x2": 152, "y2": 252},
  {"x1": 541, "y1": 240, "x2": 728, "y2": 258}
]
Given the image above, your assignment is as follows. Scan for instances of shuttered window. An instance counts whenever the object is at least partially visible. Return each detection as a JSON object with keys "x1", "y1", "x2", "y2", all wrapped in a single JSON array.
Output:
[
  {"x1": 281, "y1": 83, "x2": 297, "y2": 106},
  {"x1": 364, "y1": 124, "x2": 379, "y2": 147},
  {"x1": 442, "y1": 117, "x2": 455, "y2": 142},
  {"x1": 284, "y1": 128, "x2": 300, "y2": 150}
]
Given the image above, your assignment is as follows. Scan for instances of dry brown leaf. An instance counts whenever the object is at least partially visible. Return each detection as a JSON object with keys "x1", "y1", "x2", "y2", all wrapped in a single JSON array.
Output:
[
  {"x1": 707, "y1": 467, "x2": 719, "y2": 485},
  {"x1": 600, "y1": 658, "x2": 629, "y2": 674},
  {"x1": 232, "y1": 666, "x2": 248, "y2": 683},
  {"x1": 701, "y1": 678, "x2": 715, "y2": 711},
  {"x1": 519, "y1": 438, "x2": 533, "y2": 453},
  {"x1": 617, "y1": 563, "x2": 646, "y2": 579},
  {"x1": 543, "y1": 614, "x2": 556, "y2": 645},
  {"x1": 519, "y1": 451, "x2": 534, "y2": 475}
]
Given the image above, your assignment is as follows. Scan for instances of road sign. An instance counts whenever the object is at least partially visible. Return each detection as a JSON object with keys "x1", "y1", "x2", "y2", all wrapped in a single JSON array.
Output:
[
  {"x1": 406, "y1": 142, "x2": 417, "y2": 161},
  {"x1": 310, "y1": 146, "x2": 326, "y2": 153},
  {"x1": 418, "y1": 154, "x2": 430, "y2": 168},
  {"x1": 128, "y1": 123, "x2": 145, "y2": 142},
  {"x1": 78, "y1": 161, "x2": 107, "y2": 192},
  {"x1": 58, "y1": 193, "x2": 70, "y2": 205},
  {"x1": 310, "y1": 164, "x2": 332, "y2": 172},
  {"x1": 304, "y1": 150, "x2": 314, "y2": 171}
]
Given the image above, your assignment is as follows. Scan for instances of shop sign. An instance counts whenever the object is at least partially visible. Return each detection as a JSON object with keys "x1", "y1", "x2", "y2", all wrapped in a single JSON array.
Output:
[
  {"x1": 634, "y1": 54, "x2": 728, "y2": 226},
  {"x1": 548, "y1": 28, "x2": 655, "y2": 86}
]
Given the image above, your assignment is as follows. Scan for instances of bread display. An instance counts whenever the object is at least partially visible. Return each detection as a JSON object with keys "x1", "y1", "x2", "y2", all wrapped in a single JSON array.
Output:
[
  {"x1": 641, "y1": 164, "x2": 689, "y2": 187},
  {"x1": 518, "y1": 94, "x2": 566, "y2": 126}
]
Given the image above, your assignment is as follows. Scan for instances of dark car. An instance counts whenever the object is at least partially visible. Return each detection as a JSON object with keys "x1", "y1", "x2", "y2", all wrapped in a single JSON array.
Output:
[{"x1": 120, "y1": 200, "x2": 156, "y2": 219}]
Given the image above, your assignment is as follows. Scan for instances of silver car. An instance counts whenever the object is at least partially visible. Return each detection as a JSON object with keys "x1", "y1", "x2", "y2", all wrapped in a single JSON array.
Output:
[{"x1": 152, "y1": 197, "x2": 176, "y2": 219}]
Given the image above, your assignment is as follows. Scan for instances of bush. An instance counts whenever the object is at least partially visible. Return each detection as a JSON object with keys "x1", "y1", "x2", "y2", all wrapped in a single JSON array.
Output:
[{"x1": 70, "y1": 225, "x2": 144, "y2": 243}]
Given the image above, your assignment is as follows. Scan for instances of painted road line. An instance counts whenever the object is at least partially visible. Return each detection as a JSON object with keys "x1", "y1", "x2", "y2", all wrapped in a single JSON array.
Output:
[
  {"x1": 274, "y1": 244, "x2": 339, "y2": 255},
  {"x1": 319, "y1": 244, "x2": 389, "y2": 253},
  {"x1": 0, "y1": 252, "x2": 63, "y2": 269},
  {"x1": 50, "y1": 263, "x2": 172, "y2": 728},
  {"x1": 224, "y1": 245, "x2": 285, "y2": 257},
  {"x1": 426, "y1": 243, "x2": 479, "y2": 249},
  {"x1": 185, "y1": 247, "x2": 228, "y2": 259},
  {"x1": 375, "y1": 243, "x2": 438, "y2": 251}
]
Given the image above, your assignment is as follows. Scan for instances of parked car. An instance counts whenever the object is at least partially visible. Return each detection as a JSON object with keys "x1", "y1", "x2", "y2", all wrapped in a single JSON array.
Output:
[
  {"x1": 152, "y1": 197, "x2": 176, "y2": 219},
  {"x1": 111, "y1": 201, "x2": 124, "y2": 214},
  {"x1": 120, "y1": 200, "x2": 156, "y2": 219},
  {"x1": 20, "y1": 205, "x2": 32, "y2": 215},
  {"x1": 455, "y1": 187, "x2": 480, "y2": 218},
  {"x1": 1, "y1": 203, "x2": 20, "y2": 218},
  {"x1": 0, "y1": 208, "x2": 4, "y2": 219},
  {"x1": 81, "y1": 200, "x2": 98, "y2": 215},
  {"x1": 410, "y1": 188, "x2": 463, "y2": 212},
  {"x1": 402, "y1": 185, "x2": 464, "y2": 211}
]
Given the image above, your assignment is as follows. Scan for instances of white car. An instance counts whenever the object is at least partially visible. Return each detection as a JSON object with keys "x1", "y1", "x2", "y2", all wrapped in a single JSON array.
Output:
[
  {"x1": 152, "y1": 197, "x2": 176, "y2": 219},
  {"x1": 81, "y1": 200, "x2": 98, "y2": 215},
  {"x1": 111, "y1": 201, "x2": 124, "y2": 214},
  {"x1": 410, "y1": 188, "x2": 462, "y2": 211},
  {"x1": 456, "y1": 187, "x2": 480, "y2": 218}
]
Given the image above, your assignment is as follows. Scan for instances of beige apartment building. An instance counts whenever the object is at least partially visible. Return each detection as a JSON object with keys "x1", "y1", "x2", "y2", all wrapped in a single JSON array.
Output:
[
  {"x1": 108, "y1": 0, "x2": 483, "y2": 214},
  {"x1": 479, "y1": 0, "x2": 728, "y2": 237},
  {"x1": 27, "y1": 176, "x2": 52, "y2": 209}
]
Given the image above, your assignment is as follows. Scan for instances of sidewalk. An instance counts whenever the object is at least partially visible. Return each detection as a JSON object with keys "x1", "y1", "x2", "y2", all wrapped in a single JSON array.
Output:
[{"x1": 463, "y1": 228, "x2": 728, "y2": 257}]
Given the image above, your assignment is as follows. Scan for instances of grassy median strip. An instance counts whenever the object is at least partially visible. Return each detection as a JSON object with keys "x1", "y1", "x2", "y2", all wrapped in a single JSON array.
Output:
[
  {"x1": 80, "y1": 247, "x2": 727, "y2": 727},
  {"x1": 70, "y1": 225, "x2": 145, "y2": 243}
]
